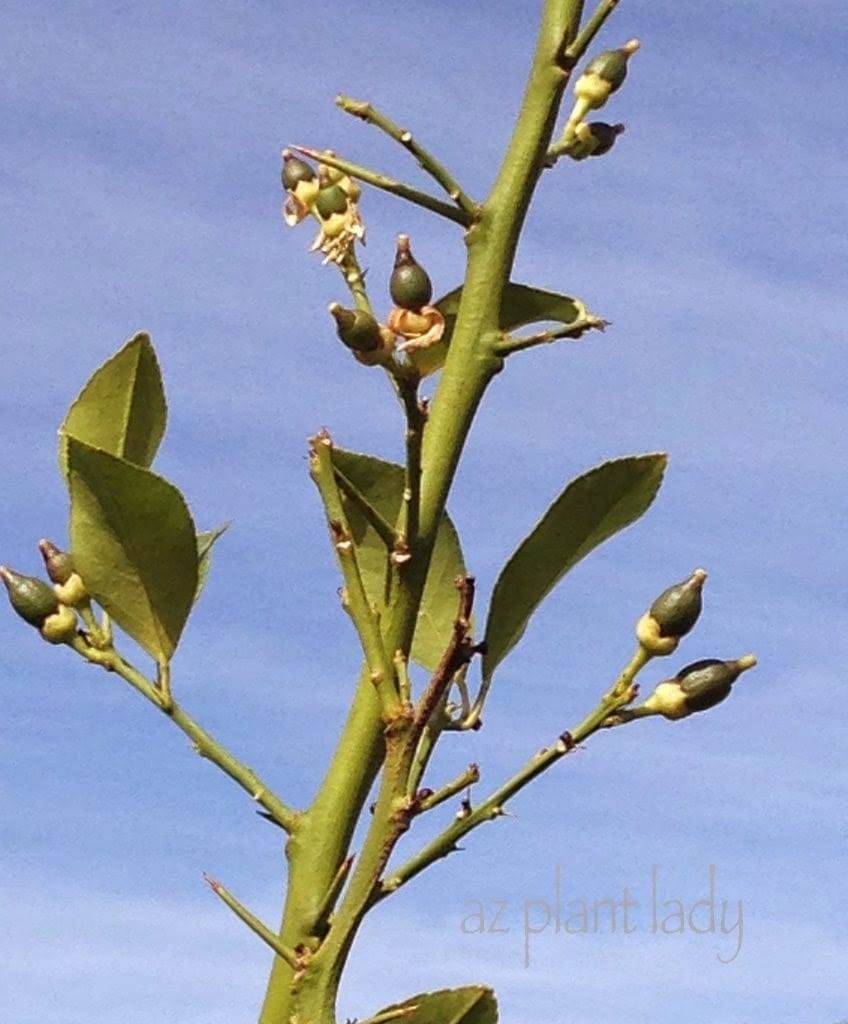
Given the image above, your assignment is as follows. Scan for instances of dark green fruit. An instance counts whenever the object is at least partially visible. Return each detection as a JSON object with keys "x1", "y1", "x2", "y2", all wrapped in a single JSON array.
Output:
[
  {"x1": 0, "y1": 566, "x2": 59, "y2": 628},
  {"x1": 38, "y1": 538, "x2": 75, "y2": 585},
  {"x1": 389, "y1": 235, "x2": 433, "y2": 312},
  {"x1": 281, "y1": 150, "x2": 316, "y2": 191},
  {"x1": 585, "y1": 122, "x2": 624, "y2": 156},
  {"x1": 649, "y1": 568, "x2": 706, "y2": 639},
  {"x1": 315, "y1": 183, "x2": 349, "y2": 219},
  {"x1": 677, "y1": 658, "x2": 744, "y2": 714},
  {"x1": 329, "y1": 303, "x2": 383, "y2": 353}
]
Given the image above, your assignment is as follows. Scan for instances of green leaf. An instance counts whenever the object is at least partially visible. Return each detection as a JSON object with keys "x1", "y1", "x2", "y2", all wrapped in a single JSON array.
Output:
[
  {"x1": 196, "y1": 523, "x2": 231, "y2": 601},
  {"x1": 331, "y1": 448, "x2": 466, "y2": 671},
  {"x1": 370, "y1": 986, "x2": 497, "y2": 1024},
  {"x1": 483, "y1": 453, "x2": 668, "y2": 681},
  {"x1": 498, "y1": 282, "x2": 584, "y2": 330},
  {"x1": 59, "y1": 333, "x2": 166, "y2": 478},
  {"x1": 67, "y1": 438, "x2": 199, "y2": 662},
  {"x1": 409, "y1": 282, "x2": 592, "y2": 377},
  {"x1": 438, "y1": 281, "x2": 586, "y2": 336}
]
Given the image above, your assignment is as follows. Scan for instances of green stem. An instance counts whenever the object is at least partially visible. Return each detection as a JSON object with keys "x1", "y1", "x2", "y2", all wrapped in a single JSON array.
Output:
[
  {"x1": 156, "y1": 660, "x2": 173, "y2": 711},
  {"x1": 405, "y1": 704, "x2": 449, "y2": 796},
  {"x1": 312, "y1": 720, "x2": 416, "y2": 987},
  {"x1": 68, "y1": 635, "x2": 297, "y2": 831},
  {"x1": 395, "y1": 380, "x2": 425, "y2": 553},
  {"x1": 332, "y1": 466, "x2": 397, "y2": 551},
  {"x1": 335, "y1": 97, "x2": 478, "y2": 221},
  {"x1": 77, "y1": 601, "x2": 109, "y2": 648},
  {"x1": 492, "y1": 309, "x2": 607, "y2": 356},
  {"x1": 417, "y1": 763, "x2": 480, "y2": 813},
  {"x1": 309, "y1": 431, "x2": 399, "y2": 718},
  {"x1": 337, "y1": 247, "x2": 372, "y2": 313},
  {"x1": 565, "y1": 0, "x2": 621, "y2": 62},
  {"x1": 291, "y1": 145, "x2": 470, "y2": 227}
]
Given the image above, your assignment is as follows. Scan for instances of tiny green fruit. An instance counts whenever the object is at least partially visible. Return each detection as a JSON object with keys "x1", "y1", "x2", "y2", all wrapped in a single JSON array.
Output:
[
  {"x1": 584, "y1": 39, "x2": 639, "y2": 94},
  {"x1": 281, "y1": 150, "x2": 316, "y2": 191},
  {"x1": 677, "y1": 656, "x2": 755, "y2": 714},
  {"x1": 329, "y1": 303, "x2": 383, "y2": 353},
  {"x1": 390, "y1": 235, "x2": 433, "y2": 312},
  {"x1": 0, "y1": 565, "x2": 59, "y2": 628},
  {"x1": 641, "y1": 654, "x2": 756, "y2": 720},
  {"x1": 315, "y1": 183, "x2": 349, "y2": 220},
  {"x1": 583, "y1": 121, "x2": 625, "y2": 157},
  {"x1": 649, "y1": 568, "x2": 707, "y2": 639}
]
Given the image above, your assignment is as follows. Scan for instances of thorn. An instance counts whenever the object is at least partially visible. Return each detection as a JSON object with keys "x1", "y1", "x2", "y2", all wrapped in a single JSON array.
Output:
[
  {"x1": 256, "y1": 810, "x2": 285, "y2": 829},
  {"x1": 202, "y1": 872, "x2": 223, "y2": 894}
]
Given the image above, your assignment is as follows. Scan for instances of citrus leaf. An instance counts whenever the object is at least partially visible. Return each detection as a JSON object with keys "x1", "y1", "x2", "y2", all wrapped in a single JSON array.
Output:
[
  {"x1": 370, "y1": 986, "x2": 497, "y2": 1024},
  {"x1": 67, "y1": 438, "x2": 198, "y2": 662},
  {"x1": 331, "y1": 448, "x2": 466, "y2": 670},
  {"x1": 411, "y1": 282, "x2": 593, "y2": 376},
  {"x1": 498, "y1": 282, "x2": 583, "y2": 329},
  {"x1": 196, "y1": 522, "x2": 231, "y2": 601},
  {"x1": 437, "y1": 281, "x2": 588, "y2": 337},
  {"x1": 59, "y1": 333, "x2": 166, "y2": 479},
  {"x1": 483, "y1": 453, "x2": 668, "y2": 681}
]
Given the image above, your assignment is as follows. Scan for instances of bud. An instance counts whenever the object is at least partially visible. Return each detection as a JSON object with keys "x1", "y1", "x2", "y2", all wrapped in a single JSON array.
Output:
[
  {"x1": 642, "y1": 654, "x2": 757, "y2": 720},
  {"x1": 37, "y1": 538, "x2": 89, "y2": 608},
  {"x1": 636, "y1": 568, "x2": 706, "y2": 655},
  {"x1": 563, "y1": 39, "x2": 640, "y2": 138},
  {"x1": 38, "y1": 538, "x2": 74, "y2": 584},
  {"x1": 389, "y1": 235, "x2": 433, "y2": 313},
  {"x1": 1, "y1": 565, "x2": 60, "y2": 628}
]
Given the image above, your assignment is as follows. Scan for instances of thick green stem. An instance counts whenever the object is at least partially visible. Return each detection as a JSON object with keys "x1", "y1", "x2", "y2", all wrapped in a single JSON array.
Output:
[{"x1": 260, "y1": 3, "x2": 588, "y2": 1020}]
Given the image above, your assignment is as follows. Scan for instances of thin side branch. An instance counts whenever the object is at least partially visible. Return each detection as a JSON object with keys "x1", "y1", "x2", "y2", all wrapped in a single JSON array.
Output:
[
  {"x1": 335, "y1": 96, "x2": 479, "y2": 220},
  {"x1": 309, "y1": 430, "x2": 400, "y2": 717},
  {"x1": 290, "y1": 145, "x2": 470, "y2": 227},
  {"x1": 412, "y1": 576, "x2": 483, "y2": 736},
  {"x1": 492, "y1": 310, "x2": 608, "y2": 357},
  {"x1": 380, "y1": 645, "x2": 653, "y2": 897},
  {"x1": 332, "y1": 465, "x2": 397, "y2": 551},
  {"x1": 565, "y1": 0, "x2": 621, "y2": 65},
  {"x1": 416, "y1": 763, "x2": 480, "y2": 814},
  {"x1": 67, "y1": 634, "x2": 297, "y2": 831},
  {"x1": 394, "y1": 384, "x2": 426, "y2": 556}
]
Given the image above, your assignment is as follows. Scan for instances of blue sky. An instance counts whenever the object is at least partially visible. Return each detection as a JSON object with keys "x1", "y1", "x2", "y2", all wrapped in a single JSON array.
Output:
[{"x1": 1, "y1": 2, "x2": 846, "y2": 1022}]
